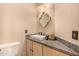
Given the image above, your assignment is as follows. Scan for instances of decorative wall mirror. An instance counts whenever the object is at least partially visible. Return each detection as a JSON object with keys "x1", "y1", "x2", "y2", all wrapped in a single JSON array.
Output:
[{"x1": 39, "y1": 12, "x2": 51, "y2": 27}]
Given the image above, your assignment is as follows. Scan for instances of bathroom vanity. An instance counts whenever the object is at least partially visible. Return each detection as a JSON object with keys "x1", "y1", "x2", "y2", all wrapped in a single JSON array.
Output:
[
  {"x1": 25, "y1": 35, "x2": 79, "y2": 56},
  {"x1": 26, "y1": 38, "x2": 68, "y2": 56}
]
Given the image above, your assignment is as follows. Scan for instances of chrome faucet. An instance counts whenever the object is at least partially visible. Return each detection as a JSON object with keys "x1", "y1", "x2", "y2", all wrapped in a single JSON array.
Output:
[{"x1": 38, "y1": 32, "x2": 46, "y2": 35}]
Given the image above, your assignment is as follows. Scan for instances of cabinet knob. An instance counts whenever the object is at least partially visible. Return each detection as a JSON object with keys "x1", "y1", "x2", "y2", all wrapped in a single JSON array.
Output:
[
  {"x1": 30, "y1": 49, "x2": 33, "y2": 52},
  {"x1": 32, "y1": 50, "x2": 33, "y2": 52}
]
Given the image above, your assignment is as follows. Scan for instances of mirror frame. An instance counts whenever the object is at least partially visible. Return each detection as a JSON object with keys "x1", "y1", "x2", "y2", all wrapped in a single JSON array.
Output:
[{"x1": 39, "y1": 12, "x2": 51, "y2": 27}]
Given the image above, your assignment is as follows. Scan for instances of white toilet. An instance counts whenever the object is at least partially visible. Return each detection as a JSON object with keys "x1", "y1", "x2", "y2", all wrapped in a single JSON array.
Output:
[{"x1": 0, "y1": 42, "x2": 20, "y2": 56}]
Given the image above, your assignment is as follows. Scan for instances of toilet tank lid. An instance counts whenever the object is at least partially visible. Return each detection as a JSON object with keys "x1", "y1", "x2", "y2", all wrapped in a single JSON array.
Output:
[{"x1": 0, "y1": 42, "x2": 20, "y2": 49}]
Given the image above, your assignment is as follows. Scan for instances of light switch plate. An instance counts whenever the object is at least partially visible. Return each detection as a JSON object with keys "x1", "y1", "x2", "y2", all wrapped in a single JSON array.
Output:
[{"x1": 72, "y1": 31, "x2": 78, "y2": 40}]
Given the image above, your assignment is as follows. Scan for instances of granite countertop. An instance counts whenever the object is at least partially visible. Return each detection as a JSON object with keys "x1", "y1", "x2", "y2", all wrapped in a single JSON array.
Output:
[{"x1": 26, "y1": 35, "x2": 79, "y2": 56}]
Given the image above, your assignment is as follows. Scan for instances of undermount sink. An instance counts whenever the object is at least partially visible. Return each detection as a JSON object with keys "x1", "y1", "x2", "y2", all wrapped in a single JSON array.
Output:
[{"x1": 30, "y1": 34, "x2": 46, "y2": 40}]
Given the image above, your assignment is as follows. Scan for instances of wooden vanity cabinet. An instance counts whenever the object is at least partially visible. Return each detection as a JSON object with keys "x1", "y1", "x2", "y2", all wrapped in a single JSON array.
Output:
[
  {"x1": 26, "y1": 39, "x2": 33, "y2": 56},
  {"x1": 32, "y1": 41, "x2": 43, "y2": 56},
  {"x1": 26, "y1": 39, "x2": 68, "y2": 56},
  {"x1": 43, "y1": 46, "x2": 68, "y2": 56},
  {"x1": 26, "y1": 39, "x2": 43, "y2": 56}
]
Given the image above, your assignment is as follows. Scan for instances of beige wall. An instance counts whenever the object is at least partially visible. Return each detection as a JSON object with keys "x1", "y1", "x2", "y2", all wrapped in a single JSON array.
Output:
[
  {"x1": 0, "y1": 4, "x2": 37, "y2": 55},
  {"x1": 55, "y1": 3, "x2": 79, "y2": 46}
]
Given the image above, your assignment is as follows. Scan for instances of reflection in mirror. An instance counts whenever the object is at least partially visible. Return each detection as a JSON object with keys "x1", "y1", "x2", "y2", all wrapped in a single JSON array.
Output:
[{"x1": 39, "y1": 12, "x2": 51, "y2": 27}]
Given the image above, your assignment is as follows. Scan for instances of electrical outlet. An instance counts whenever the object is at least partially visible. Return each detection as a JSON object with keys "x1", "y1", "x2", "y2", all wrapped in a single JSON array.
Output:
[{"x1": 72, "y1": 31, "x2": 78, "y2": 40}]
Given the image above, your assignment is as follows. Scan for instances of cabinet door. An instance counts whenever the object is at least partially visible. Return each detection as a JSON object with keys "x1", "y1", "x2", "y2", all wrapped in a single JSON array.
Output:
[
  {"x1": 26, "y1": 39, "x2": 33, "y2": 56},
  {"x1": 43, "y1": 46, "x2": 68, "y2": 56},
  {"x1": 33, "y1": 42, "x2": 43, "y2": 56}
]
